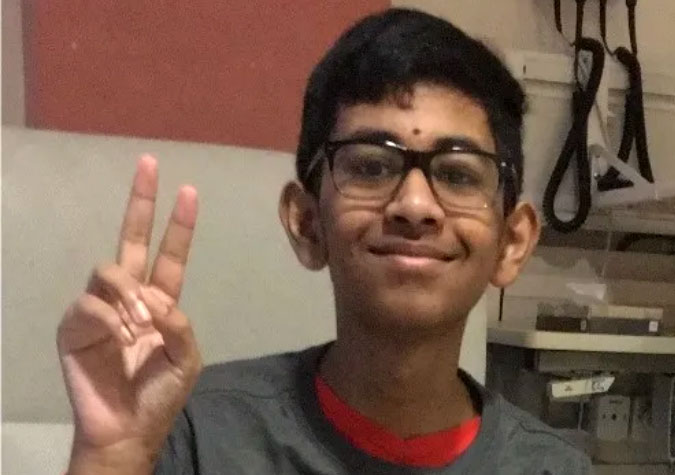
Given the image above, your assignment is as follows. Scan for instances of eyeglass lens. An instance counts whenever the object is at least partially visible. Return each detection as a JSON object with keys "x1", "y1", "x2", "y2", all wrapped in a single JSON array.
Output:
[{"x1": 331, "y1": 143, "x2": 500, "y2": 209}]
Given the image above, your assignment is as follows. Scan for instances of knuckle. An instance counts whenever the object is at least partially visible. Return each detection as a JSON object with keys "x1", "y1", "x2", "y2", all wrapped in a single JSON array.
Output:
[
  {"x1": 173, "y1": 318, "x2": 192, "y2": 336},
  {"x1": 92, "y1": 262, "x2": 139, "y2": 299},
  {"x1": 58, "y1": 294, "x2": 101, "y2": 340},
  {"x1": 80, "y1": 292, "x2": 102, "y2": 311},
  {"x1": 73, "y1": 294, "x2": 92, "y2": 314},
  {"x1": 93, "y1": 262, "x2": 115, "y2": 279},
  {"x1": 188, "y1": 354, "x2": 203, "y2": 380},
  {"x1": 63, "y1": 301, "x2": 76, "y2": 319},
  {"x1": 165, "y1": 300, "x2": 177, "y2": 316}
]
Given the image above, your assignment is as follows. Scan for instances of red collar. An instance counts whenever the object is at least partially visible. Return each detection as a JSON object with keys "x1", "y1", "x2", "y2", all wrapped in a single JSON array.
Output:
[{"x1": 315, "y1": 373, "x2": 480, "y2": 468}]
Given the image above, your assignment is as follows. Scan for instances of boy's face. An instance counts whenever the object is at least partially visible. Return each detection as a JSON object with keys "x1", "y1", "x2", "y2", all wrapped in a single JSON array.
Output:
[{"x1": 281, "y1": 83, "x2": 538, "y2": 336}]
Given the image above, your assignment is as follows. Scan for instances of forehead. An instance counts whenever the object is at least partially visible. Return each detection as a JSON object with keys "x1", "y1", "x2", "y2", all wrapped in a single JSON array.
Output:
[{"x1": 331, "y1": 84, "x2": 495, "y2": 152}]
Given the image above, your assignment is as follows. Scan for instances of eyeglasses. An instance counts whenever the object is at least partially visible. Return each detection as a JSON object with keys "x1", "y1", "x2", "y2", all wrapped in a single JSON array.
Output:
[{"x1": 304, "y1": 139, "x2": 516, "y2": 211}]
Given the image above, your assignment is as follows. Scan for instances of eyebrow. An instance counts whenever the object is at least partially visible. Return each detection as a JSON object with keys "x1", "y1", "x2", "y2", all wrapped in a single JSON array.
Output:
[
  {"x1": 433, "y1": 136, "x2": 489, "y2": 153},
  {"x1": 334, "y1": 127, "x2": 491, "y2": 153},
  {"x1": 333, "y1": 128, "x2": 399, "y2": 144}
]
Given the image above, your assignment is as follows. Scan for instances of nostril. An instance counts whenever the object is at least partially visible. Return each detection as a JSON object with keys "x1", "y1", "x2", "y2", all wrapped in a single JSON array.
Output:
[{"x1": 391, "y1": 214, "x2": 438, "y2": 228}]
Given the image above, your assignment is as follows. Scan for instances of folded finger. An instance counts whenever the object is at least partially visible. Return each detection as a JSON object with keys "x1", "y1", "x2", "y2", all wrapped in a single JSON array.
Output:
[
  {"x1": 88, "y1": 263, "x2": 152, "y2": 327},
  {"x1": 58, "y1": 293, "x2": 135, "y2": 354},
  {"x1": 138, "y1": 286, "x2": 201, "y2": 378}
]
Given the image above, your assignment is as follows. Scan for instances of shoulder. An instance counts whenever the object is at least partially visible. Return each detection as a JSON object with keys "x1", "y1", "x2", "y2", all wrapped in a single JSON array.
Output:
[
  {"x1": 496, "y1": 394, "x2": 573, "y2": 445},
  {"x1": 492, "y1": 394, "x2": 592, "y2": 473},
  {"x1": 191, "y1": 343, "x2": 326, "y2": 399},
  {"x1": 460, "y1": 370, "x2": 591, "y2": 473},
  {"x1": 155, "y1": 347, "x2": 327, "y2": 475}
]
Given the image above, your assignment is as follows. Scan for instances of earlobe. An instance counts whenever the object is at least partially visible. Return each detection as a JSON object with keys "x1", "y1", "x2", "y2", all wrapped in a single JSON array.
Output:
[
  {"x1": 278, "y1": 181, "x2": 327, "y2": 271},
  {"x1": 490, "y1": 201, "x2": 540, "y2": 288}
]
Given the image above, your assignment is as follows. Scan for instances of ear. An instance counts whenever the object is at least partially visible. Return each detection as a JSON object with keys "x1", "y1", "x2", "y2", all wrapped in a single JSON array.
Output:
[
  {"x1": 490, "y1": 201, "x2": 540, "y2": 288},
  {"x1": 279, "y1": 181, "x2": 327, "y2": 271}
]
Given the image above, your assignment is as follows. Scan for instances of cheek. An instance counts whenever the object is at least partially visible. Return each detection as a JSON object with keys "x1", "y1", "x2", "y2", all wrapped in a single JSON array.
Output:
[
  {"x1": 323, "y1": 207, "x2": 376, "y2": 263},
  {"x1": 453, "y1": 217, "x2": 503, "y2": 277},
  {"x1": 319, "y1": 179, "x2": 380, "y2": 260}
]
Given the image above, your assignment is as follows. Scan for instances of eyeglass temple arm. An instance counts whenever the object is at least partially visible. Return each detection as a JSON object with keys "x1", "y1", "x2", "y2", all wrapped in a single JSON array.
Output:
[{"x1": 302, "y1": 150, "x2": 325, "y2": 182}]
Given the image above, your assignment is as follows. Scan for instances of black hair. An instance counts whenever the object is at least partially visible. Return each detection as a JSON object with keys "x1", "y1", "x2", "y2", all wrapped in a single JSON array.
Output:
[{"x1": 296, "y1": 8, "x2": 526, "y2": 209}]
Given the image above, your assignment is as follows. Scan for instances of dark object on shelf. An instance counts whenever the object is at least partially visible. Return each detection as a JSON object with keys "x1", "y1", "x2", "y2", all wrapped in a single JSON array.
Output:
[
  {"x1": 536, "y1": 315, "x2": 588, "y2": 332},
  {"x1": 588, "y1": 316, "x2": 659, "y2": 336},
  {"x1": 536, "y1": 314, "x2": 660, "y2": 336}
]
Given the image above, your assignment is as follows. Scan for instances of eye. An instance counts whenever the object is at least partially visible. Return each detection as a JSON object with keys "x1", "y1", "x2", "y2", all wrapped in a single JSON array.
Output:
[
  {"x1": 434, "y1": 164, "x2": 481, "y2": 187},
  {"x1": 350, "y1": 156, "x2": 390, "y2": 177},
  {"x1": 432, "y1": 152, "x2": 493, "y2": 190},
  {"x1": 337, "y1": 145, "x2": 400, "y2": 180}
]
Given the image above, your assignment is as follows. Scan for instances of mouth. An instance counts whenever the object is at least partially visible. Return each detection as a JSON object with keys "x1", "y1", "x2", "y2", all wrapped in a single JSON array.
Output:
[{"x1": 368, "y1": 242, "x2": 454, "y2": 263}]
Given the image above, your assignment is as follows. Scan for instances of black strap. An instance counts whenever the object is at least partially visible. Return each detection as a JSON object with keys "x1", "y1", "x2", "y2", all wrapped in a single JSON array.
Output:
[
  {"x1": 544, "y1": 37, "x2": 605, "y2": 233},
  {"x1": 554, "y1": 0, "x2": 563, "y2": 35},
  {"x1": 596, "y1": 47, "x2": 654, "y2": 190},
  {"x1": 544, "y1": 0, "x2": 603, "y2": 233},
  {"x1": 596, "y1": 0, "x2": 654, "y2": 191},
  {"x1": 546, "y1": 0, "x2": 651, "y2": 231},
  {"x1": 573, "y1": 0, "x2": 586, "y2": 84},
  {"x1": 627, "y1": 0, "x2": 638, "y2": 55},
  {"x1": 554, "y1": 0, "x2": 590, "y2": 46},
  {"x1": 600, "y1": 0, "x2": 639, "y2": 56},
  {"x1": 574, "y1": 0, "x2": 585, "y2": 45}
]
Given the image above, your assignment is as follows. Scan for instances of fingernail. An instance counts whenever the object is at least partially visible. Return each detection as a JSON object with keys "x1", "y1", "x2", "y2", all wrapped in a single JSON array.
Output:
[
  {"x1": 121, "y1": 326, "x2": 135, "y2": 344},
  {"x1": 134, "y1": 298, "x2": 151, "y2": 324}
]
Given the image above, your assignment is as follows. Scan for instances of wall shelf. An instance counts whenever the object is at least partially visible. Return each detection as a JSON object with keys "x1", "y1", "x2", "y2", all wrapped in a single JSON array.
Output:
[{"x1": 488, "y1": 323, "x2": 675, "y2": 355}]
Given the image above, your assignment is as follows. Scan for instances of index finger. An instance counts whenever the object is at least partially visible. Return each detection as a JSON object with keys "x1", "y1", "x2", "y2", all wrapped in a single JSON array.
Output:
[
  {"x1": 117, "y1": 155, "x2": 158, "y2": 280},
  {"x1": 149, "y1": 185, "x2": 198, "y2": 300}
]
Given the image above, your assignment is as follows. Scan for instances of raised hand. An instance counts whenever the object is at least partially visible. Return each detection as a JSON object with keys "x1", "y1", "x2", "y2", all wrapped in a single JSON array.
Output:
[{"x1": 57, "y1": 155, "x2": 202, "y2": 474}]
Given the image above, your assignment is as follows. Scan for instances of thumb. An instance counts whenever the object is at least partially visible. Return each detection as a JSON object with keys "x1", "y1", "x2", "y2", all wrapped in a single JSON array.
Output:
[{"x1": 138, "y1": 286, "x2": 202, "y2": 380}]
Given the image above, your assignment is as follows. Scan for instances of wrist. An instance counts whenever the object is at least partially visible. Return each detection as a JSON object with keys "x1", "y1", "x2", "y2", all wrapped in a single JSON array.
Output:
[{"x1": 68, "y1": 438, "x2": 158, "y2": 475}]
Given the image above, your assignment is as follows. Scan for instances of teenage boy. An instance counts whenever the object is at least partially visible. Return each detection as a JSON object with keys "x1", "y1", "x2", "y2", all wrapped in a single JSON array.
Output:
[{"x1": 59, "y1": 8, "x2": 591, "y2": 475}]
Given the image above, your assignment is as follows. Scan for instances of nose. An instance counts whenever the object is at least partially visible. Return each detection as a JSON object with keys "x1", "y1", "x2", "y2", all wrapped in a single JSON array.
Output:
[{"x1": 384, "y1": 169, "x2": 445, "y2": 235}]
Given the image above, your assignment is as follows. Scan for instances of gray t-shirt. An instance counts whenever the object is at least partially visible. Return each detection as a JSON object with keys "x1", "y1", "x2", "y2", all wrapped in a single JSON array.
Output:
[{"x1": 155, "y1": 343, "x2": 592, "y2": 474}]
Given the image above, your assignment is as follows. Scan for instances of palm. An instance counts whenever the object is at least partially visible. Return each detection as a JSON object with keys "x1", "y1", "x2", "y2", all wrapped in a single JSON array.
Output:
[
  {"x1": 58, "y1": 156, "x2": 201, "y2": 451},
  {"x1": 62, "y1": 315, "x2": 170, "y2": 446}
]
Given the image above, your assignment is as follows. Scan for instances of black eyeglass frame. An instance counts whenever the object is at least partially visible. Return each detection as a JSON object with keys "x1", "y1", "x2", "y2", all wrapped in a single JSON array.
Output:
[{"x1": 304, "y1": 138, "x2": 519, "y2": 213}]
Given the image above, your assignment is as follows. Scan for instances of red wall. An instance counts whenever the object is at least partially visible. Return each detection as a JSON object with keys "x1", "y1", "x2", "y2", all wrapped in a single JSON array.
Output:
[{"x1": 24, "y1": 1, "x2": 390, "y2": 152}]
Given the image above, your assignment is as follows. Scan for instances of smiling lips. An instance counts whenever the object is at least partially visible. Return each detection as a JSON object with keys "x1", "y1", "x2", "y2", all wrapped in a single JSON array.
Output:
[{"x1": 368, "y1": 241, "x2": 453, "y2": 267}]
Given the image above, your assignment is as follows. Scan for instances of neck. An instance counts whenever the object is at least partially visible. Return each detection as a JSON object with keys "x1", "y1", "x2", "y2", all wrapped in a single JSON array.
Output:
[{"x1": 319, "y1": 316, "x2": 477, "y2": 438}]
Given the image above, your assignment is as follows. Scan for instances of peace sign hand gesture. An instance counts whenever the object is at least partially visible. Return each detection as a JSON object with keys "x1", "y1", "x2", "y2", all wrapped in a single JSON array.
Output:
[{"x1": 57, "y1": 156, "x2": 202, "y2": 474}]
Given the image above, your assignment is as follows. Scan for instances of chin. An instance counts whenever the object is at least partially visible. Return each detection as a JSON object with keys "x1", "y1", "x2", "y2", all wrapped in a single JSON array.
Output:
[
  {"x1": 330, "y1": 262, "x2": 480, "y2": 337},
  {"x1": 359, "y1": 288, "x2": 462, "y2": 336}
]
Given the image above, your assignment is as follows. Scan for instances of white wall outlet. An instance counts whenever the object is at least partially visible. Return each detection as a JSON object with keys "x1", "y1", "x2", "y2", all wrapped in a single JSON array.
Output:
[
  {"x1": 590, "y1": 395, "x2": 631, "y2": 441},
  {"x1": 548, "y1": 375, "x2": 615, "y2": 400}
]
